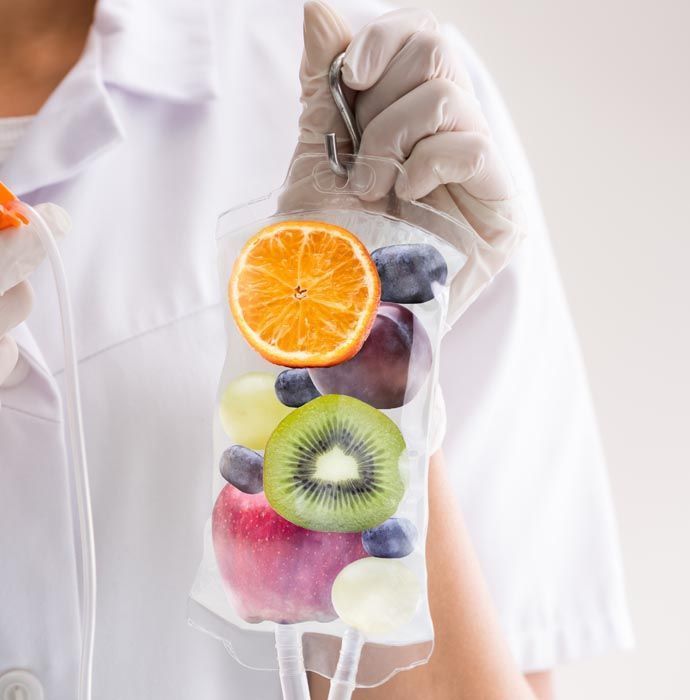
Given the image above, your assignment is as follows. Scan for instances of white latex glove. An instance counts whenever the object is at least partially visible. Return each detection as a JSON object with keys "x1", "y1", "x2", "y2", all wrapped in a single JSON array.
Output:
[
  {"x1": 294, "y1": 2, "x2": 524, "y2": 324},
  {"x1": 0, "y1": 197, "x2": 70, "y2": 386},
  {"x1": 0, "y1": 281, "x2": 32, "y2": 386}
]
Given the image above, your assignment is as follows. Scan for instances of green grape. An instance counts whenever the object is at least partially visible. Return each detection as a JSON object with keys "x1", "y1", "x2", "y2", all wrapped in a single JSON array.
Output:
[
  {"x1": 331, "y1": 558, "x2": 421, "y2": 637},
  {"x1": 219, "y1": 372, "x2": 292, "y2": 450}
]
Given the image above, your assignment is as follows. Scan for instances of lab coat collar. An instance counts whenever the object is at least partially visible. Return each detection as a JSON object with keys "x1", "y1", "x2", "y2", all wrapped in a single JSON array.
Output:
[
  {"x1": 0, "y1": 0, "x2": 218, "y2": 197},
  {"x1": 95, "y1": 0, "x2": 220, "y2": 103},
  {"x1": 0, "y1": 31, "x2": 124, "y2": 197}
]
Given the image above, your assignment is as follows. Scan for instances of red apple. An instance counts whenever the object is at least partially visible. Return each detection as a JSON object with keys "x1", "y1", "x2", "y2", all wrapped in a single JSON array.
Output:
[{"x1": 212, "y1": 484, "x2": 367, "y2": 624}]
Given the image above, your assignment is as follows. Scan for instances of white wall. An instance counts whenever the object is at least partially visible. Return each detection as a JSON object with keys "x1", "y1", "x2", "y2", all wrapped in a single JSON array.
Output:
[{"x1": 418, "y1": 0, "x2": 690, "y2": 697}]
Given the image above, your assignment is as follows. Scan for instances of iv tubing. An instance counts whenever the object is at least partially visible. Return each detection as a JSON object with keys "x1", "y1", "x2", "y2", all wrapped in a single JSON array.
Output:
[
  {"x1": 18, "y1": 203, "x2": 97, "y2": 700},
  {"x1": 274, "y1": 625, "x2": 310, "y2": 700},
  {"x1": 327, "y1": 628, "x2": 364, "y2": 700}
]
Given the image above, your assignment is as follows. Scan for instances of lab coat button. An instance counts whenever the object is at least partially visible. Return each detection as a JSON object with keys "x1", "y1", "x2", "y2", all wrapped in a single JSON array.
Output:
[{"x1": 0, "y1": 671, "x2": 44, "y2": 700}]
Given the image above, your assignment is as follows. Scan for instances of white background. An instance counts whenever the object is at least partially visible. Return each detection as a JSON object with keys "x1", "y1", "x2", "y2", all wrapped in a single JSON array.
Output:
[{"x1": 420, "y1": 0, "x2": 690, "y2": 697}]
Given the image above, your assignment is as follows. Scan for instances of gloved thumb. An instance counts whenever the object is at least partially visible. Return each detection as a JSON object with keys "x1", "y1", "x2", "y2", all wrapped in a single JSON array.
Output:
[
  {"x1": 0, "y1": 202, "x2": 71, "y2": 295},
  {"x1": 32, "y1": 202, "x2": 71, "y2": 242},
  {"x1": 298, "y1": 0, "x2": 352, "y2": 144}
]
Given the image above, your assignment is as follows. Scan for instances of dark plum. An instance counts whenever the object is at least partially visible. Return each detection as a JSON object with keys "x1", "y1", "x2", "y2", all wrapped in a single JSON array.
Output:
[
  {"x1": 371, "y1": 244, "x2": 447, "y2": 304},
  {"x1": 275, "y1": 368, "x2": 321, "y2": 407},
  {"x1": 219, "y1": 445, "x2": 264, "y2": 494},
  {"x1": 308, "y1": 303, "x2": 431, "y2": 409},
  {"x1": 362, "y1": 517, "x2": 418, "y2": 558}
]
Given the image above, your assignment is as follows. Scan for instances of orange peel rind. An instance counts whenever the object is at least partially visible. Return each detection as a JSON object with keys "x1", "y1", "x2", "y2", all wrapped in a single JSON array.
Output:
[{"x1": 229, "y1": 220, "x2": 380, "y2": 368}]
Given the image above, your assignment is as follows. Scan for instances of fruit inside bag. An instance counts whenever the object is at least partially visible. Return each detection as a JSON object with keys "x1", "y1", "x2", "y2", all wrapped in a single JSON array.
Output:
[{"x1": 188, "y1": 153, "x2": 471, "y2": 691}]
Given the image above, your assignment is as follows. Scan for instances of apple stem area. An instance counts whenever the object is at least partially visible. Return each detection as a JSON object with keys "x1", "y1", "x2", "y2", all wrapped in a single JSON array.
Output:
[{"x1": 314, "y1": 446, "x2": 360, "y2": 482}]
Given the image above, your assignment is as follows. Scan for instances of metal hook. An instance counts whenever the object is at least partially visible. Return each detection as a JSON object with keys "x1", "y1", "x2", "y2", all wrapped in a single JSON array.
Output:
[{"x1": 324, "y1": 52, "x2": 361, "y2": 177}]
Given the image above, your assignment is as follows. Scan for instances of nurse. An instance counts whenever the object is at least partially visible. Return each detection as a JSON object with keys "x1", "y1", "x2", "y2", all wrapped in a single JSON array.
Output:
[{"x1": 0, "y1": 1, "x2": 632, "y2": 699}]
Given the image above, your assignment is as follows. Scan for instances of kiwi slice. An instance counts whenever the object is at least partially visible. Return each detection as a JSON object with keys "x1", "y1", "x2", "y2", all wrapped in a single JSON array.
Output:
[{"x1": 264, "y1": 395, "x2": 406, "y2": 532}]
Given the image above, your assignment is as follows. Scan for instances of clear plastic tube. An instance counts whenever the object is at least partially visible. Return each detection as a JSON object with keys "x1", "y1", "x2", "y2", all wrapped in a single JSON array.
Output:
[
  {"x1": 274, "y1": 625, "x2": 310, "y2": 700},
  {"x1": 327, "y1": 629, "x2": 364, "y2": 700},
  {"x1": 17, "y1": 203, "x2": 96, "y2": 700}
]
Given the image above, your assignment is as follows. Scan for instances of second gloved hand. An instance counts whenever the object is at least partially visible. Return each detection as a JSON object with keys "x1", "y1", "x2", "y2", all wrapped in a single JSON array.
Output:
[{"x1": 0, "y1": 199, "x2": 70, "y2": 386}]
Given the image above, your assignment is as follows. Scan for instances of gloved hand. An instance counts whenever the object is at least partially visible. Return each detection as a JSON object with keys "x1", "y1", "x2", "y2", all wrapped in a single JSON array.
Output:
[
  {"x1": 0, "y1": 195, "x2": 70, "y2": 386},
  {"x1": 0, "y1": 281, "x2": 32, "y2": 386},
  {"x1": 293, "y1": 1, "x2": 523, "y2": 324}
]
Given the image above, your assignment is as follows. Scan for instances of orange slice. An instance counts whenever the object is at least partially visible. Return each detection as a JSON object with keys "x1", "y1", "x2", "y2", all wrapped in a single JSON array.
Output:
[{"x1": 229, "y1": 220, "x2": 380, "y2": 367}]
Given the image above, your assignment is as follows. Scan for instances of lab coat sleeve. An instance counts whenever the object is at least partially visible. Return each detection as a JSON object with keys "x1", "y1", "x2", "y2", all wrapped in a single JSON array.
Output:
[{"x1": 437, "y1": 25, "x2": 634, "y2": 670}]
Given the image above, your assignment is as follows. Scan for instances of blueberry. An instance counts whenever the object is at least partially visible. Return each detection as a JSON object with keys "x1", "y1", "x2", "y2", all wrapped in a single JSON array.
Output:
[
  {"x1": 275, "y1": 368, "x2": 321, "y2": 407},
  {"x1": 219, "y1": 445, "x2": 263, "y2": 494},
  {"x1": 362, "y1": 517, "x2": 417, "y2": 558},
  {"x1": 371, "y1": 244, "x2": 448, "y2": 304}
]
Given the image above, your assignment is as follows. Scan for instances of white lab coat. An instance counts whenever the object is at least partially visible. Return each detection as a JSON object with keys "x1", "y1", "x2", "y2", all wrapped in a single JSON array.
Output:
[{"x1": 0, "y1": 1, "x2": 633, "y2": 698}]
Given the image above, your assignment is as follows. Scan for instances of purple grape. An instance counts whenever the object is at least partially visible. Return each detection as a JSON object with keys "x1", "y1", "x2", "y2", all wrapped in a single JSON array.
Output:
[
  {"x1": 275, "y1": 368, "x2": 321, "y2": 407},
  {"x1": 220, "y1": 445, "x2": 263, "y2": 494},
  {"x1": 309, "y1": 303, "x2": 432, "y2": 409},
  {"x1": 372, "y1": 244, "x2": 448, "y2": 304},
  {"x1": 362, "y1": 518, "x2": 417, "y2": 558}
]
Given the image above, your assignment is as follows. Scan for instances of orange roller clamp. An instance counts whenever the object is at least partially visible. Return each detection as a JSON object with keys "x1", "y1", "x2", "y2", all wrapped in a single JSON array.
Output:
[{"x1": 0, "y1": 182, "x2": 28, "y2": 230}]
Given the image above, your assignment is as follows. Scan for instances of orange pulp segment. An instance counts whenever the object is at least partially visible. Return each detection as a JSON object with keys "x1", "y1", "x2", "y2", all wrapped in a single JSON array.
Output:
[{"x1": 229, "y1": 220, "x2": 380, "y2": 367}]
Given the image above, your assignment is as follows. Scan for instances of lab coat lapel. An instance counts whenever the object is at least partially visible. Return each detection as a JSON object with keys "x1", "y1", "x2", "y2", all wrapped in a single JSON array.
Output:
[
  {"x1": 95, "y1": 0, "x2": 220, "y2": 103},
  {"x1": 0, "y1": 0, "x2": 221, "y2": 375},
  {"x1": 0, "y1": 31, "x2": 124, "y2": 383},
  {"x1": 0, "y1": 31, "x2": 124, "y2": 198},
  {"x1": 0, "y1": 0, "x2": 219, "y2": 198}
]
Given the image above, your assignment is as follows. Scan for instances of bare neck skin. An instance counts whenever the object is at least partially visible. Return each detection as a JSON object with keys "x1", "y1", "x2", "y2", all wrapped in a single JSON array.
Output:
[{"x1": 0, "y1": 0, "x2": 96, "y2": 117}]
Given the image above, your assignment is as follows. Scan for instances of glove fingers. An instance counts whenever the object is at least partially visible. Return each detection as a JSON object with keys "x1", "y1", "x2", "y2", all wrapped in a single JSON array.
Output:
[
  {"x1": 342, "y1": 8, "x2": 438, "y2": 90},
  {"x1": 0, "y1": 202, "x2": 70, "y2": 295},
  {"x1": 32, "y1": 202, "x2": 71, "y2": 241},
  {"x1": 298, "y1": 0, "x2": 353, "y2": 143},
  {"x1": 0, "y1": 281, "x2": 33, "y2": 337},
  {"x1": 396, "y1": 131, "x2": 514, "y2": 202},
  {"x1": 357, "y1": 79, "x2": 489, "y2": 201},
  {"x1": 0, "y1": 334, "x2": 19, "y2": 386},
  {"x1": 356, "y1": 28, "x2": 474, "y2": 130}
]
